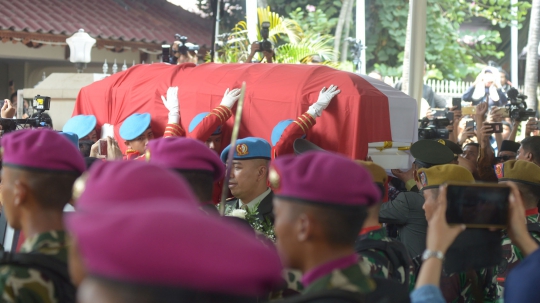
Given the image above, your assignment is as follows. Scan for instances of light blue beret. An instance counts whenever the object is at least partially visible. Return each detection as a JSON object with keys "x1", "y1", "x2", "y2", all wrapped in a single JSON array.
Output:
[
  {"x1": 220, "y1": 137, "x2": 271, "y2": 163},
  {"x1": 59, "y1": 132, "x2": 79, "y2": 147},
  {"x1": 119, "y1": 113, "x2": 151, "y2": 141},
  {"x1": 62, "y1": 115, "x2": 96, "y2": 139}
]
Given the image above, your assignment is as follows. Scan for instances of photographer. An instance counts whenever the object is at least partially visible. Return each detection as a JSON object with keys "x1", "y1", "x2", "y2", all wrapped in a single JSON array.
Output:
[
  {"x1": 246, "y1": 42, "x2": 274, "y2": 63},
  {"x1": 462, "y1": 67, "x2": 507, "y2": 107},
  {"x1": 172, "y1": 40, "x2": 198, "y2": 64}
]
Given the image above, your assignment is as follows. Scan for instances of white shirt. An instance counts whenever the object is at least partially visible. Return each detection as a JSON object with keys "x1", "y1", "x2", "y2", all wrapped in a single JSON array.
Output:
[{"x1": 238, "y1": 188, "x2": 271, "y2": 211}]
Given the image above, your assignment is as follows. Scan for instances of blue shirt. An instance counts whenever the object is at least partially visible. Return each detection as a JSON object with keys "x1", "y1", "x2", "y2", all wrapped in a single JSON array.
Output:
[{"x1": 410, "y1": 285, "x2": 445, "y2": 303}]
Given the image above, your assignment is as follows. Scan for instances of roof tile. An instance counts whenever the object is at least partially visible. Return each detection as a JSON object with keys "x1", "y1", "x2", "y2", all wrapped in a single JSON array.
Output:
[{"x1": 0, "y1": 0, "x2": 212, "y2": 46}]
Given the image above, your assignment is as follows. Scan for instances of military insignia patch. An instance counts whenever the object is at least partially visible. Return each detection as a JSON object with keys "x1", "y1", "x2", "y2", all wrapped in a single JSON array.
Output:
[
  {"x1": 419, "y1": 171, "x2": 428, "y2": 187},
  {"x1": 437, "y1": 139, "x2": 445, "y2": 145},
  {"x1": 269, "y1": 167, "x2": 281, "y2": 191},
  {"x1": 495, "y1": 163, "x2": 504, "y2": 179},
  {"x1": 236, "y1": 143, "x2": 249, "y2": 156}
]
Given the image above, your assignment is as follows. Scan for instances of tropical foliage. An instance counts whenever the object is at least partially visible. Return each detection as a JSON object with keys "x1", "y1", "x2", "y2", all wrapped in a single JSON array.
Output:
[{"x1": 210, "y1": 7, "x2": 335, "y2": 65}]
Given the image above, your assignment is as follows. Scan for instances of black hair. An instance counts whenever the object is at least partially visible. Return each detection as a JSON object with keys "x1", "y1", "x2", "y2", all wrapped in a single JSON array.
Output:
[
  {"x1": 515, "y1": 183, "x2": 540, "y2": 209},
  {"x1": 21, "y1": 170, "x2": 78, "y2": 210},
  {"x1": 520, "y1": 136, "x2": 540, "y2": 166},
  {"x1": 315, "y1": 205, "x2": 367, "y2": 246},
  {"x1": 173, "y1": 170, "x2": 214, "y2": 203},
  {"x1": 79, "y1": 140, "x2": 94, "y2": 157},
  {"x1": 287, "y1": 201, "x2": 367, "y2": 246},
  {"x1": 88, "y1": 275, "x2": 258, "y2": 303}
]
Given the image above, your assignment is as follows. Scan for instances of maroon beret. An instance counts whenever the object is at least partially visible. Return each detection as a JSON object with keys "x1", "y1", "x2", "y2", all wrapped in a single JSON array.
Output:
[
  {"x1": 1, "y1": 129, "x2": 85, "y2": 174},
  {"x1": 147, "y1": 137, "x2": 224, "y2": 181},
  {"x1": 75, "y1": 160, "x2": 199, "y2": 211},
  {"x1": 270, "y1": 151, "x2": 381, "y2": 206},
  {"x1": 66, "y1": 204, "x2": 283, "y2": 296}
]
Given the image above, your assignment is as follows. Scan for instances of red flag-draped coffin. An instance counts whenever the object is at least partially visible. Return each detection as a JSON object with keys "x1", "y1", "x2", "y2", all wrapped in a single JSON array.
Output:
[{"x1": 74, "y1": 63, "x2": 393, "y2": 160}]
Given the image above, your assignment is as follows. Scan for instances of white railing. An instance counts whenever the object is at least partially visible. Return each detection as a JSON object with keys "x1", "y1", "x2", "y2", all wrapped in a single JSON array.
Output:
[{"x1": 386, "y1": 76, "x2": 539, "y2": 101}]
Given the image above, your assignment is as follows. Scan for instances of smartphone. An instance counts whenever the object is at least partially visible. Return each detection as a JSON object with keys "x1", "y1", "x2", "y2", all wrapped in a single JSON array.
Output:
[
  {"x1": 487, "y1": 122, "x2": 503, "y2": 133},
  {"x1": 98, "y1": 139, "x2": 108, "y2": 157},
  {"x1": 452, "y1": 97, "x2": 461, "y2": 110},
  {"x1": 446, "y1": 183, "x2": 510, "y2": 228},
  {"x1": 493, "y1": 108, "x2": 509, "y2": 118},
  {"x1": 465, "y1": 120, "x2": 475, "y2": 131},
  {"x1": 161, "y1": 44, "x2": 171, "y2": 63},
  {"x1": 462, "y1": 106, "x2": 476, "y2": 115}
]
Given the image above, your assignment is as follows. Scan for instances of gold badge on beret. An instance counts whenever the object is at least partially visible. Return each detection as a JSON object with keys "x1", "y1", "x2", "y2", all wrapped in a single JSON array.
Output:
[
  {"x1": 72, "y1": 172, "x2": 89, "y2": 203},
  {"x1": 236, "y1": 143, "x2": 249, "y2": 156},
  {"x1": 437, "y1": 139, "x2": 446, "y2": 145},
  {"x1": 268, "y1": 167, "x2": 281, "y2": 191}
]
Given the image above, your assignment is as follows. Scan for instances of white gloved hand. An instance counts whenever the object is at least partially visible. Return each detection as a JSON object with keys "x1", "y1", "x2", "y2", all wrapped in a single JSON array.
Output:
[
  {"x1": 307, "y1": 85, "x2": 341, "y2": 118},
  {"x1": 100, "y1": 123, "x2": 115, "y2": 139},
  {"x1": 220, "y1": 88, "x2": 242, "y2": 108},
  {"x1": 161, "y1": 86, "x2": 179, "y2": 124}
]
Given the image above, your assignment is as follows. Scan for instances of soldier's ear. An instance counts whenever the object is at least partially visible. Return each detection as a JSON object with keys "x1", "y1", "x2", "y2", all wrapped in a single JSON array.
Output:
[
  {"x1": 413, "y1": 170, "x2": 419, "y2": 182},
  {"x1": 13, "y1": 180, "x2": 28, "y2": 206},
  {"x1": 124, "y1": 141, "x2": 131, "y2": 149},
  {"x1": 296, "y1": 213, "x2": 311, "y2": 242}
]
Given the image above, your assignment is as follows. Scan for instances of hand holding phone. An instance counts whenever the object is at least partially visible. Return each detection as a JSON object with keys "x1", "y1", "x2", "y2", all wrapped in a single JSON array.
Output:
[
  {"x1": 446, "y1": 183, "x2": 510, "y2": 228},
  {"x1": 485, "y1": 122, "x2": 503, "y2": 134},
  {"x1": 452, "y1": 97, "x2": 462, "y2": 110}
]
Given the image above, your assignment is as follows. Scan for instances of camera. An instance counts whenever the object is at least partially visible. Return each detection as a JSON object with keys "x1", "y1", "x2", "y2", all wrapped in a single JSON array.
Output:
[
  {"x1": 505, "y1": 88, "x2": 536, "y2": 120},
  {"x1": 0, "y1": 95, "x2": 52, "y2": 134},
  {"x1": 162, "y1": 35, "x2": 200, "y2": 64},
  {"x1": 418, "y1": 117, "x2": 450, "y2": 140},
  {"x1": 33, "y1": 95, "x2": 50, "y2": 111},
  {"x1": 256, "y1": 22, "x2": 273, "y2": 53}
]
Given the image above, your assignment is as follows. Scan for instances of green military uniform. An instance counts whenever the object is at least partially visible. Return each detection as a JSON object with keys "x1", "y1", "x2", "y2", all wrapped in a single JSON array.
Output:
[
  {"x1": 498, "y1": 212, "x2": 540, "y2": 291},
  {"x1": 302, "y1": 262, "x2": 375, "y2": 295},
  {"x1": 356, "y1": 228, "x2": 409, "y2": 285},
  {"x1": 0, "y1": 231, "x2": 68, "y2": 303},
  {"x1": 440, "y1": 268, "x2": 499, "y2": 303}
]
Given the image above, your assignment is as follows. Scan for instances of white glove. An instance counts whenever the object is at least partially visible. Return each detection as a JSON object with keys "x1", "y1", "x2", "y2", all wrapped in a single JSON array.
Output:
[
  {"x1": 100, "y1": 123, "x2": 115, "y2": 139},
  {"x1": 307, "y1": 85, "x2": 340, "y2": 118},
  {"x1": 161, "y1": 86, "x2": 179, "y2": 124},
  {"x1": 220, "y1": 88, "x2": 242, "y2": 108}
]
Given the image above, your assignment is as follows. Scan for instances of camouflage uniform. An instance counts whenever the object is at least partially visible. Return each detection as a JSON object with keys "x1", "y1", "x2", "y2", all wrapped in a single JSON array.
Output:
[
  {"x1": 497, "y1": 212, "x2": 540, "y2": 290},
  {"x1": 302, "y1": 262, "x2": 375, "y2": 295},
  {"x1": 0, "y1": 231, "x2": 68, "y2": 303},
  {"x1": 356, "y1": 228, "x2": 410, "y2": 285},
  {"x1": 440, "y1": 267, "x2": 499, "y2": 303}
]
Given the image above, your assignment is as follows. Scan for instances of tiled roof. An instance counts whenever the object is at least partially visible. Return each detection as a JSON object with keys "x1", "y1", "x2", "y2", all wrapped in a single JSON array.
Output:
[{"x1": 0, "y1": 0, "x2": 212, "y2": 46}]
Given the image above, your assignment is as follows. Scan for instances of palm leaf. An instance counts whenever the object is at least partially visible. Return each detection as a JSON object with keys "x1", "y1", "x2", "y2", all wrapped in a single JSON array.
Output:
[{"x1": 275, "y1": 34, "x2": 336, "y2": 64}]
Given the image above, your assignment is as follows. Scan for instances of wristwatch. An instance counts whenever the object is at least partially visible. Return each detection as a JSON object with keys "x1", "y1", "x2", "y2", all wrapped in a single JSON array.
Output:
[{"x1": 422, "y1": 249, "x2": 445, "y2": 261}]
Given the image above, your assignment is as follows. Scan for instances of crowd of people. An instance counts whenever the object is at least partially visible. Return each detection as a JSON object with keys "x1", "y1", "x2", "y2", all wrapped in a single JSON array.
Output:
[{"x1": 0, "y1": 61, "x2": 539, "y2": 303}]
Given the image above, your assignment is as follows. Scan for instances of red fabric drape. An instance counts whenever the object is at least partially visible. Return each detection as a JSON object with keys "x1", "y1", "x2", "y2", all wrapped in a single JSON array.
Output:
[{"x1": 74, "y1": 63, "x2": 392, "y2": 160}]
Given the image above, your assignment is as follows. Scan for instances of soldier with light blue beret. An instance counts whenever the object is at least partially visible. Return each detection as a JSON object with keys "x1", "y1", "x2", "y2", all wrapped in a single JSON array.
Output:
[
  {"x1": 119, "y1": 113, "x2": 154, "y2": 160},
  {"x1": 222, "y1": 137, "x2": 274, "y2": 224},
  {"x1": 270, "y1": 85, "x2": 340, "y2": 159},
  {"x1": 63, "y1": 115, "x2": 98, "y2": 142}
]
